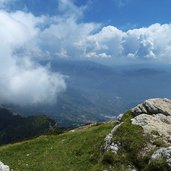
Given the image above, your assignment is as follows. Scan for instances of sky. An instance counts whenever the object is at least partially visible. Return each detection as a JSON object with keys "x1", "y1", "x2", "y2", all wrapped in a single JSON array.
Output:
[
  {"x1": 0, "y1": 0, "x2": 171, "y2": 106},
  {"x1": 5, "y1": 0, "x2": 171, "y2": 28}
]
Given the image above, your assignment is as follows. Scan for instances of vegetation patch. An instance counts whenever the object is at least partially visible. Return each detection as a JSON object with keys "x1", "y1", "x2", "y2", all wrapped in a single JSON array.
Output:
[
  {"x1": 102, "y1": 151, "x2": 116, "y2": 165},
  {"x1": 120, "y1": 110, "x2": 134, "y2": 122},
  {"x1": 0, "y1": 123, "x2": 113, "y2": 171},
  {"x1": 113, "y1": 111, "x2": 145, "y2": 152},
  {"x1": 103, "y1": 111, "x2": 170, "y2": 171},
  {"x1": 151, "y1": 130, "x2": 160, "y2": 136},
  {"x1": 148, "y1": 157, "x2": 169, "y2": 171},
  {"x1": 103, "y1": 111, "x2": 151, "y2": 170},
  {"x1": 0, "y1": 110, "x2": 169, "y2": 171},
  {"x1": 152, "y1": 139, "x2": 167, "y2": 147}
]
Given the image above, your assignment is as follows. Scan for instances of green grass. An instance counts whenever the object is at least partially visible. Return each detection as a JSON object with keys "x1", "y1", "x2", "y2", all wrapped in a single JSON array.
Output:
[
  {"x1": 0, "y1": 123, "x2": 113, "y2": 171},
  {"x1": 113, "y1": 111, "x2": 146, "y2": 152},
  {"x1": 109, "y1": 111, "x2": 150, "y2": 170},
  {"x1": 148, "y1": 157, "x2": 169, "y2": 171},
  {"x1": 0, "y1": 111, "x2": 169, "y2": 171},
  {"x1": 120, "y1": 110, "x2": 134, "y2": 122}
]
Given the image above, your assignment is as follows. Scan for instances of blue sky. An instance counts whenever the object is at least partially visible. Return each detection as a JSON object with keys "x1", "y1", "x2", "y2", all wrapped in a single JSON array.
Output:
[
  {"x1": 82, "y1": 0, "x2": 171, "y2": 29},
  {"x1": 7, "y1": 0, "x2": 171, "y2": 30}
]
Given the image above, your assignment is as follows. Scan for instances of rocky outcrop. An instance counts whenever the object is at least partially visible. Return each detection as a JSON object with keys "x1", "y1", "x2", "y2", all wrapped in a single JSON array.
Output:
[
  {"x1": 131, "y1": 98, "x2": 171, "y2": 144},
  {"x1": 132, "y1": 98, "x2": 171, "y2": 116},
  {"x1": 104, "y1": 122, "x2": 123, "y2": 154},
  {"x1": 149, "y1": 146, "x2": 171, "y2": 169},
  {"x1": 132, "y1": 114, "x2": 171, "y2": 138},
  {"x1": 103, "y1": 98, "x2": 171, "y2": 170},
  {"x1": 0, "y1": 161, "x2": 9, "y2": 171}
]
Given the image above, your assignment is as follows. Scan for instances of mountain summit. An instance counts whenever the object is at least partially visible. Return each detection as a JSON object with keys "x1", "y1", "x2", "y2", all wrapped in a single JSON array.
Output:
[{"x1": 104, "y1": 98, "x2": 171, "y2": 170}]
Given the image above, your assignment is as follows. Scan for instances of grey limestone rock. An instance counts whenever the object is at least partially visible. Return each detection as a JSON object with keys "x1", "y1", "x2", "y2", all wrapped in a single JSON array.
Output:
[
  {"x1": 0, "y1": 162, "x2": 10, "y2": 171},
  {"x1": 132, "y1": 98, "x2": 171, "y2": 116},
  {"x1": 104, "y1": 122, "x2": 123, "y2": 154},
  {"x1": 131, "y1": 98, "x2": 171, "y2": 143},
  {"x1": 150, "y1": 146, "x2": 171, "y2": 168}
]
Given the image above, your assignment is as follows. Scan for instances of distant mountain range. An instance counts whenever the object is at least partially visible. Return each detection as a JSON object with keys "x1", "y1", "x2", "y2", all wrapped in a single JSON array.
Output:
[{"x1": 4, "y1": 60, "x2": 171, "y2": 127}]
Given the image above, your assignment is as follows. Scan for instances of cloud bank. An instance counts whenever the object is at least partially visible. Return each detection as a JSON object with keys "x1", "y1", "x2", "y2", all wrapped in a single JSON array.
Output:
[
  {"x1": 38, "y1": 18, "x2": 171, "y2": 63},
  {"x1": 1, "y1": 0, "x2": 171, "y2": 63},
  {"x1": 1, "y1": 0, "x2": 171, "y2": 105},
  {"x1": 0, "y1": 10, "x2": 66, "y2": 106},
  {"x1": 78, "y1": 23, "x2": 171, "y2": 62},
  {"x1": 27, "y1": 0, "x2": 171, "y2": 63}
]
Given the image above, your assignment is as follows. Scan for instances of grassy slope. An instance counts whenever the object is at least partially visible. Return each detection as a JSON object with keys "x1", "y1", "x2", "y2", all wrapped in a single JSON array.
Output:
[{"x1": 0, "y1": 123, "x2": 113, "y2": 171}]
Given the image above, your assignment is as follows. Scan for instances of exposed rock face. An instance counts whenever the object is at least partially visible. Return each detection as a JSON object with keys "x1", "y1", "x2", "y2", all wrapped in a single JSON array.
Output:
[
  {"x1": 116, "y1": 113, "x2": 124, "y2": 122},
  {"x1": 0, "y1": 161, "x2": 9, "y2": 171},
  {"x1": 103, "y1": 98, "x2": 171, "y2": 170},
  {"x1": 132, "y1": 114, "x2": 171, "y2": 138},
  {"x1": 150, "y1": 146, "x2": 171, "y2": 168},
  {"x1": 104, "y1": 122, "x2": 123, "y2": 154},
  {"x1": 131, "y1": 98, "x2": 171, "y2": 143},
  {"x1": 132, "y1": 98, "x2": 171, "y2": 116},
  {"x1": 131, "y1": 98, "x2": 171, "y2": 168}
]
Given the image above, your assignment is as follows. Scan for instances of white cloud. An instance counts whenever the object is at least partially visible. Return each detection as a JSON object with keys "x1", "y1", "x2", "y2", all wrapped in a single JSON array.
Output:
[
  {"x1": 1, "y1": 0, "x2": 171, "y2": 65},
  {"x1": 0, "y1": 57, "x2": 66, "y2": 106},
  {"x1": 123, "y1": 23, "x2": 171, "y2": 60},
  {"x1": 74, "y1": 23, "x2": 171, "y2": 62},
  {"x1": 0, "y1": 10, "x2": 66, "y2": 106},
  {"x1": 36, "y1": 6, "x2": 171, "y2": 63},
  {"x1": 1, "y1": 0, "x2": 171, "y2": 107},
  {"x1": 77, "y1": 26, "x2": 125, "y2": 59},
  {"x1": 58, "y1": 0, "x2": 84, "y2": 19},
  {"x1": 86, "y1": 52, "x2": 112, "y2": 59},
  {"x1": 0, "y1": 11, "x2": 41, "y2": 49},
  {"x1": 38, "y1": 17, "x2": 98, "y2": 59}
]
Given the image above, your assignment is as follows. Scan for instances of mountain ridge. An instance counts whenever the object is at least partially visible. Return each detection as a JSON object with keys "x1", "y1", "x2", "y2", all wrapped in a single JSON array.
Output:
[
  {"x1": 0, "y1": 98, "x2": 171, "y2": 170},
  {"x1": 0, "y1": 107, "x2": 58, "y2": 145}
]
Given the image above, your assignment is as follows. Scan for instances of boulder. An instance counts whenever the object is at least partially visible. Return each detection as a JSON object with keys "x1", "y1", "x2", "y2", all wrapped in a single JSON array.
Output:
[
  {"x1": 131, "y1": 113, "x2": 171, "y2": 138},
  {"x1": 0, "y1": 161, "x2": 9, "y2": 171},
  {"x1": 132, "y1": 98, "x2": 171, "y2": 116},
  {"x1": 149, "y1": 146, "x2": 171, "y2": 168},
  {"x1": 131, "y1": 98, "x2": 171, "y2": 143}
]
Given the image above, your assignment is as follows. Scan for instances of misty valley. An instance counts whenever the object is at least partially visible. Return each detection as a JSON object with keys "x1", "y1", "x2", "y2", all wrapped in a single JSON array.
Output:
[{"x1": 2, "y1": 59, "x2": 171, "y2": 127}]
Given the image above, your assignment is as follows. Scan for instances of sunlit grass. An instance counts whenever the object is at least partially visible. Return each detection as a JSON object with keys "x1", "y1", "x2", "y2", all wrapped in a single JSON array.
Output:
[{"x1": 0, "y1": 123, "x2": 113, "y2": 171}]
